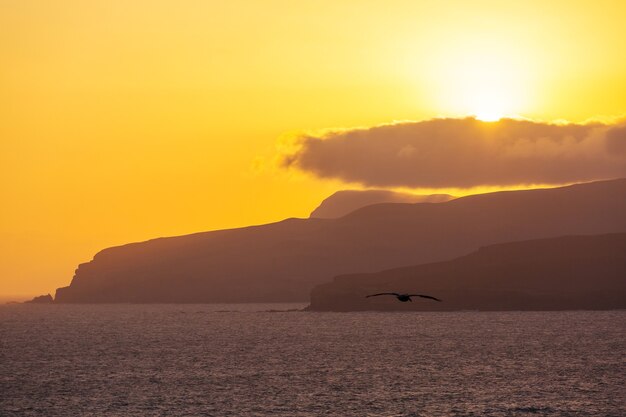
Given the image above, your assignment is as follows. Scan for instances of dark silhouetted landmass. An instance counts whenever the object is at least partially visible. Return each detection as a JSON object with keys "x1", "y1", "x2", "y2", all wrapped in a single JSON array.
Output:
[
  {"x1": 310, "y1": 190, "x2": 454, "y2": 218},
  {"x1": 26, "y1": 294, "x2": 54, "y2": 304},
  {"x1": 54, "y1": 179, "x2": 626, "y2": 303},
  {"x1": 308, "y1": 233, "x2": 626, "y2": 311}
]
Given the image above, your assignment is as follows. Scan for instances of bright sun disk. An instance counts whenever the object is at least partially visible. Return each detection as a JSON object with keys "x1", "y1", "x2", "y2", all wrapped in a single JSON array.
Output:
[
  {"x1": 472, "y1": 91, "x2": 508, "y2": 121},
  {"x1": 427, "y1": 38, "x2": 532, "y2": 122}
]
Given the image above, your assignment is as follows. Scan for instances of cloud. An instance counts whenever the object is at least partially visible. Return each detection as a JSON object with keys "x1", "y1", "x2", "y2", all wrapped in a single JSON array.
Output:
[{"x1": 280, "y1": 117, "x2": 626, "y2": 188}]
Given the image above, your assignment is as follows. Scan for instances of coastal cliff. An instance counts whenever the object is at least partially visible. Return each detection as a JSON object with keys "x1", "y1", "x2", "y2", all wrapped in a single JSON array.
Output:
[
  {"x1": 309, "y1": 190, "x2": 454, "y2": 218},
  {"x1": 55, "y1": 179, "x2": 626, "y2": 303}
]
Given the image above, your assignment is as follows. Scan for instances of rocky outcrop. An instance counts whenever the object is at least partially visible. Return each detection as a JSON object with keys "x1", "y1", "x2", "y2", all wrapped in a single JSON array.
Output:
[
  {"x1": 54, "y1": 178, "x2": 626, "y2": 303},
  {"x1": 308, "y1": 233, "x2": 626, "y2": 311},
  {"x1": 26, "y1": 294, "x2": 54, "y2": 304},
  {"x1": 310, "y1": 190, "x2": 454, "y2": 218}
]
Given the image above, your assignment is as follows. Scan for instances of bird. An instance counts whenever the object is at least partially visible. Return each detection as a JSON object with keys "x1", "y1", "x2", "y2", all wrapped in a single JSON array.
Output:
[{"x1": 365, "y1": 292, "x2": 442, "y2": 302}]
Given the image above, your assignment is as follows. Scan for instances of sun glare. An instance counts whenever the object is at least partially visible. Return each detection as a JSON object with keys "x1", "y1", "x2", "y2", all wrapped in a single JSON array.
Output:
[
  {"x1": 471, "y1": 90, "x2": 508, "y2": 121},
  {"x1": 425, "y1": 38, "x2": 533, "y2": 121},
  {"x1": 475, "y1": 111, "x2": 503, "y2": 122}
]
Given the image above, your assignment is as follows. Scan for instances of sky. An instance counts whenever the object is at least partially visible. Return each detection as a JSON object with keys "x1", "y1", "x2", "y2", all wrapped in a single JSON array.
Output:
[{"x1": 2, "y1": 0, "x2": 626, "y2": 298}]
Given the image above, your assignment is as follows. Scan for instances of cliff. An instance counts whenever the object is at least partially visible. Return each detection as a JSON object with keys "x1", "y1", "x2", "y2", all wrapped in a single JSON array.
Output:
[
  {"x1": 26, "y1": 294, "x2": 54, "y2": 304},
  {"x1": 55, "y1": 178, "x2": 626, "y2": 303},
  {"x1": 309, "y1": 190, "x2": 454, "y2": 218},
  {"x1": 308, "y1": 233, "x2": 626, "y2": 311}
]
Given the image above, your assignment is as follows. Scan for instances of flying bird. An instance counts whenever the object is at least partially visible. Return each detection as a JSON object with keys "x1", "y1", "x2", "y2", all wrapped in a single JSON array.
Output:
[{"x1": 366, "y1": 293, "x2": 442, "y2": 302}]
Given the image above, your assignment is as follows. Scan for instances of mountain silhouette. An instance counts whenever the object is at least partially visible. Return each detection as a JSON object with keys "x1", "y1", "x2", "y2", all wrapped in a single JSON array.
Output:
[
  {"x1": 54, "y1": 178, "x2": 626, "y2": 303},
  {"x1": 308, "y1": 233, "x2": 626, "y2": 311},
  {"x1": 310, "y1": 190, "x2": 454, "y2": 218}
]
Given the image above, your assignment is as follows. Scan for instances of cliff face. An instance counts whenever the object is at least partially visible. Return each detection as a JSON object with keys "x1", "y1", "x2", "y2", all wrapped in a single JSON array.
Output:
[
  {"x1": 308, "y1": 233, "x2": 626, "y2": 311},
  {"x1": 55, "y1": 179, "x2": 626, "y2": 303},
  {"x1": 309, "y1": 190, "x2": 454, "y2": 218},
  {"x1": 26, "y1": 294, "x2": 54, "y2": 304}
]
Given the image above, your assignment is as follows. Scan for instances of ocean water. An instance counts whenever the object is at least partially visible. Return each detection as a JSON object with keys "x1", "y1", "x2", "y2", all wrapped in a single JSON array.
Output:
[{"x1": 1, "y1": 305, "x2": 624, "y2": 417}]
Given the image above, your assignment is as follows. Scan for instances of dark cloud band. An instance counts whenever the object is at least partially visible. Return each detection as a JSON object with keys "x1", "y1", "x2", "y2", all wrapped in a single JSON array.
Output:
[{"x1": 281, "y1": 117, "x2": 626, "y2": 188}]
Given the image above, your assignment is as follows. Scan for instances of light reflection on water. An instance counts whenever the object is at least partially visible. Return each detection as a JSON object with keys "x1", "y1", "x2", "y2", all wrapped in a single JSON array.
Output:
[{"x1": 1, "y1": 305, "x2": 624, "y2": 416}]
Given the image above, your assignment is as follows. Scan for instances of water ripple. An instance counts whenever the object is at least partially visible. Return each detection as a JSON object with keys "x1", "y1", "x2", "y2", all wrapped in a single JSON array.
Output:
[{"x1": 1, "y1": 305, "x2": 624, "y2": 416}]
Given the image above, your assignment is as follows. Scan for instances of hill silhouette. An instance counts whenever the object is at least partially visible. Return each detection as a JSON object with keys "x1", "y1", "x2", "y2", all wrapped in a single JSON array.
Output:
[
  {"x1": 25, "y1": 294, "x2": 54, "y2": 304},
  {"x1": 307, "y1": 233, "x2": 626, "y2": 311},
  {"x1": 54, "y1": 178, "x2": 626, "y2": 303},
  {"x1": 310, "y1": 190, "x2": 453, "y2": 218}
]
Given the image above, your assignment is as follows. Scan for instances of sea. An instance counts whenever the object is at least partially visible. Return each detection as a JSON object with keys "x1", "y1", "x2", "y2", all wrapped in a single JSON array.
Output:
[{"x1": 1, "y1": 305, "x2": 624, "y2": 417}]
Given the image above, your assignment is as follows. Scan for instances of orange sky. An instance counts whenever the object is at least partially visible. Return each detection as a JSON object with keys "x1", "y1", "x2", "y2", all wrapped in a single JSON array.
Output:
[{"x1": 2, "y1": 0, "x2": 626, "y2": 298}]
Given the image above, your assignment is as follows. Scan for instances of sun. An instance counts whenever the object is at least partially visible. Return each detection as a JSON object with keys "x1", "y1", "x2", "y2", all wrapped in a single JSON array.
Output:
[
  {"x1": 475, "y1": 111, "x2": 503, "y2": 122},
  {"x1": 451, "y1": 59, "x2": 524, "y2": 121},
  {"x1": 470, "y1": 90, "x2": 509, "y2": 121},
  {"x1": 425, "y1": 38, "x2": 533, "y2": 121}
]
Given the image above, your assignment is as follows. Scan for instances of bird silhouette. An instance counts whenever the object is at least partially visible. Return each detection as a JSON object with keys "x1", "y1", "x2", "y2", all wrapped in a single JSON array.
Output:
[{"x1": 366, "y1": 292, "x2": 442, "y2": 302}]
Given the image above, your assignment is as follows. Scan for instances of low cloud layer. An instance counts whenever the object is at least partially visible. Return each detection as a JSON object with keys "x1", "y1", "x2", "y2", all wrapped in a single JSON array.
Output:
[{"x1": 281, "y1": 117, "x2": 626, "y2": 188}]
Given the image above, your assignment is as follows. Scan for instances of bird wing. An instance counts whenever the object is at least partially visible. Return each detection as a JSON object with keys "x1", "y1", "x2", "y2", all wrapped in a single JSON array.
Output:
[
  {"x1": 365, "y1": 293, "x2": 400, "y2": 298},
  {"x1": 408, "y1": 294, "x2": 442, "y2": 302}
]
